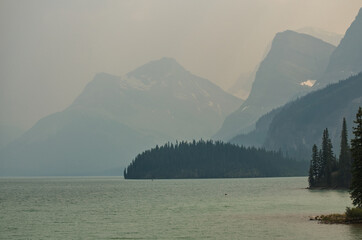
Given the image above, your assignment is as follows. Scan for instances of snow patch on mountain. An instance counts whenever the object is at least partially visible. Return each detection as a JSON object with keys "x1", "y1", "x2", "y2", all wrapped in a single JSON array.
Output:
[{"x1": 300, "y1": 80, "x2": 316, "y2": 87}]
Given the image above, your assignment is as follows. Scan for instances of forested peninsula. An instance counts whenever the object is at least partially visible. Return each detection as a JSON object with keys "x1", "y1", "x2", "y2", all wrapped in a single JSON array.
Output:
[{"x1": 124, "y1": 140, "x2": 308, "y2": 179}]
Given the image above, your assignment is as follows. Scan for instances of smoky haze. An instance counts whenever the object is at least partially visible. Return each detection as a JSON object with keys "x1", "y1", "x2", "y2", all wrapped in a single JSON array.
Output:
[{"x1": 0, "y1": 0, "x2": 361, "y2": 130}]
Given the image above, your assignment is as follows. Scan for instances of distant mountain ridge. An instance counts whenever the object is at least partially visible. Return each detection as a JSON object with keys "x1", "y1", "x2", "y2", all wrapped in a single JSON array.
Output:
[
  {"x1": 214, "y1": 30, "x2": 335, "y2": 140},
  {"x1": 296, "y1": 27, "x2": 343, "y2": 46},
  {"x1": 0, "y1": 58, "x2": 242, "y2": 176},
  {"x1": 72, "y1": 57, "x2": 243, "y2": 140},
  {"x1": 316, "y1": 8, "x2": 362, "y2": 88},
  {"x1": 264, "y1": 73, "x2": 362, "y2": 160},
  {"x1": 231, "y1": 73, "x2": 362, "y2": 161},
  {"x1": 230, "y1": 8, "x2": 362, "y2": 161}
]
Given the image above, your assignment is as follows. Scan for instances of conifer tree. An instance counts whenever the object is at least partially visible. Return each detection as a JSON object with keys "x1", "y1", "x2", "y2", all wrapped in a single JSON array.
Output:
[
  {"x1": 350, "y1": 107, "x2": 362, "y2": 208},
  {"x1": 309, "y1": 144, "x2": 319, "y2": 187},
  {"x1": 308, "y1": 163, "x2": 314, "y2": 188},
  {"x1": 339, "y1": 118, "x2": 352, "y2": 188},
  {"x1": 321, "y1": 128, "x2": 334, "y2": 187},
  {"x1": 318, "y1": 149, "x2": 323, "y2": 181}
]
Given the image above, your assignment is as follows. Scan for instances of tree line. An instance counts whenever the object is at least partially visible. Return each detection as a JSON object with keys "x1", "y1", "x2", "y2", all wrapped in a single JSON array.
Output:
[
  {"x1": 308, "y1": 107, "x2": 362, "y2": 208},
  {"x1": 124, "y1": 140, "x2": 308, "y2": 179},
  {"x1": 308, "y1": 118, "x2": 352, "y2": 188}
]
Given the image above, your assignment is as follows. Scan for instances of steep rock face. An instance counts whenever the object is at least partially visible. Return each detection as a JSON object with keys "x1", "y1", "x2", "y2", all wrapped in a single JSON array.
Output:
[
  {"x1": 0, "y1": 58, "x2": 242, "y2": 176},
  {"x1": 264, "y1": 73, "x2": 362, "y2": 160},
  {"x1": 317, "y1": 8, "x2": 362, "y2": 88},
  {"x1": 214, "y1": 31, "x2": 335, "y2": 140}
]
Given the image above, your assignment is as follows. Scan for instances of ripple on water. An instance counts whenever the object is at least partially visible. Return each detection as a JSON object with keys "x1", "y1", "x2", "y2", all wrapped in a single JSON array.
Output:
[{"x1": 0, "y1": 177, "x2": 360, "y2": 240}]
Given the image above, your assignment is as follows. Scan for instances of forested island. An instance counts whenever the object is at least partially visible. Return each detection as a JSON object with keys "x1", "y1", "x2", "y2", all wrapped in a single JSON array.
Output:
[{"x1": 124, "y1": 140, "x2": 308, "y2": 179}]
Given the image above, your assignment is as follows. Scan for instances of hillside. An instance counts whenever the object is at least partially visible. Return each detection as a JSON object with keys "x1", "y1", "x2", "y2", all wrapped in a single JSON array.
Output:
[{"x1": 263, "y1": 73, "x2": 362, "y2": 160}]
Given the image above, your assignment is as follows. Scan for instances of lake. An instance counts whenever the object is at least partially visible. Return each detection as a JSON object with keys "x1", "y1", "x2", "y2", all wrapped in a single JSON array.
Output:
[{"x1": 0, "y1": 177, "x2": 361, "y2": 239}]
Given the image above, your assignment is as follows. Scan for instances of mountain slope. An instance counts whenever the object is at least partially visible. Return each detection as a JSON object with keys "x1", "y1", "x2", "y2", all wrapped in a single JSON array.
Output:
[
  {"x1": 229, "y1": 107, "x2": 282, "y2": 148},
  {"x1": 214, "y1": 31, "x2": 335, "y2": 140},
  {"x1": 73, "y1": 58, "x2": 242, "y2": 140},
  {"x1": 317, "y1": 8, "x2": 362, "y2": 88},
  {"x1": 0, "y1": 58, "x2": 242, "y2": 176},
  {"x1": 263, "y1": 73, "x2": 362, "y2": 160},
  {"x1": 0, "y1": 124, "x2": 24, "y2": 149},
  {"x1": 0, "y1": 109, "x2": 156, "y2": 176}
]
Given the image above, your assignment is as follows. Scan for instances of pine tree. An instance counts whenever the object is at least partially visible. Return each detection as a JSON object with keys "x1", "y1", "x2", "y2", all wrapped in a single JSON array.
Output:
[
  {"x1": 309, "y1": 144, "x2": 319, "y2": 187},
  {"x1": 318, "y1": 149, "x2": 323, "y2": 182},
  {"x1": 339, "y1": 118, "x2": 352, "y2": 188},
  {"x1": 321, "y1": 128, "x2": 334, "y2": 187},
  {"x1": 350, "y1": 107, "x2": 362, "y2": 208}
]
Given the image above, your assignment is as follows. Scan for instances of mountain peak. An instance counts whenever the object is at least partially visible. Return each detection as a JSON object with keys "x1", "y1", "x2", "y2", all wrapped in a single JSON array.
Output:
[
  {"x1": 295, "y1": 27, "x2": 343, "y2": 46},
  {"x1": 127, "y1": 57, "x2": 187, "y2": 81},
  {"x1": 214, "y1": 29, "x2": 335, "y2": 140},
  {"x1": 273, "y1": 30, "x2": 334, "y2": 46},
  {"x1": 318, "y1": 7, "x2": 362, "y2": 87}
]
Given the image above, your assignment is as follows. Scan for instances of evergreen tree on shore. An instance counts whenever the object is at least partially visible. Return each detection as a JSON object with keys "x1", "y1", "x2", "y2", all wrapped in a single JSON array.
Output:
[
  {"x1": 321, "y1": 129, "x2": 334, "y2": 187},
  {"x1": 308, "y1": 122, "x2": 351, "y2": 188},
  {"x1": 309, "y1": 144, "x2": 319, "y2": 187},
  {"x1": 339, "y1": 118, "x2": 352, "y2": 188},
  {"x1": 350, "y1": 107, "x2": 362, "y2": 208}
]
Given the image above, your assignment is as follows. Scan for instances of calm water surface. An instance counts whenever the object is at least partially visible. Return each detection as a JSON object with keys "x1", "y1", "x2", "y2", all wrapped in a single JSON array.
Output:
[{"x1": 0, "y1": 177, "x2": 361, "y2": 239}]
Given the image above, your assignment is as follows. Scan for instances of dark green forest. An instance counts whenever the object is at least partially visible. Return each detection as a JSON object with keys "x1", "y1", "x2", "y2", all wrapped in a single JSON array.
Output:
[
  {"x1": 124, "y1": 140, "x2": 308, "y2": 179},
  {"x1": 308, "y1": 119, "x2": 352, "y2": 189},
  {"x1": 308, "y1": 108, "x2": 362, "y2": 192}
]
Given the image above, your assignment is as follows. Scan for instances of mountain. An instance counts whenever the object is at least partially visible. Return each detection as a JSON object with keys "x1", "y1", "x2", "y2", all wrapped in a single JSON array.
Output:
[
  {"x1": 0, "y1": 58, "x2": 242, "y2": 176},
  {"x1": 0, "y1": 110, "x2": 156, "y2": 176},
  {"x1": 263, "y1": 73, "x2": 362, "y2": 160},
  {"x1": 231, "y1": 8, "x2": 362, "y2": 159},
  {"x1": 214, "y1": 30, "x2": 335, "y2": 140},
  {"x1": 317, "y1": 8, "x2": 362, "y2": 88},
  {"x1": 296, "y1": 27, "x2": 343, "y2": 46},
  {"x1": 231, "y1": 73, "x2": 362, "y2": 161}
]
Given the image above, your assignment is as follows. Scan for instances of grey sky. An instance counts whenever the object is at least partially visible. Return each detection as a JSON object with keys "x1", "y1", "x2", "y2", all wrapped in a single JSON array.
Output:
[{"x1": 1, "y1": 0, "x2": 361, "y2": 130}]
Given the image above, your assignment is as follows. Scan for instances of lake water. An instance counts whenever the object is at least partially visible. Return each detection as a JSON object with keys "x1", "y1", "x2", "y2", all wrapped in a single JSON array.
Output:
[{"x1": 0, "y1": 177, "x2": 361, "y2": 239}]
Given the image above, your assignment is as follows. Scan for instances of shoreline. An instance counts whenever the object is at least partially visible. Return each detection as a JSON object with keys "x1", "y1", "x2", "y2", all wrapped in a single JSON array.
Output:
[
  {"x1": 306, "y1": 186, "x2": 349, "y2": 190},
  {"x1": 310, "y1": 214, "x2": 362, "y2": 224}
]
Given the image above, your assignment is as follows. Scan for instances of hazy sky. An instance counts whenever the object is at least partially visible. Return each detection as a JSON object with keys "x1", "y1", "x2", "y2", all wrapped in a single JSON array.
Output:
[{"x1": 1, "y1": 0, "x2": 361, "y2": 130}]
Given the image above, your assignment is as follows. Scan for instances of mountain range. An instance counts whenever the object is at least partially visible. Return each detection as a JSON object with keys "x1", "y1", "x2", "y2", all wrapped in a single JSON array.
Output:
[
  {"x1": 2, "y1": 7, "x2": 362, "y2": 176},
  {"x1": 0, "y1": 58, "x2": 242, "y2": 176},
  {"x1": 231, "y1": 73, "x2": 362, "y2": 161},
  {"x1": 231, "y1": 8, "x2": 362, "y2": 160}
]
